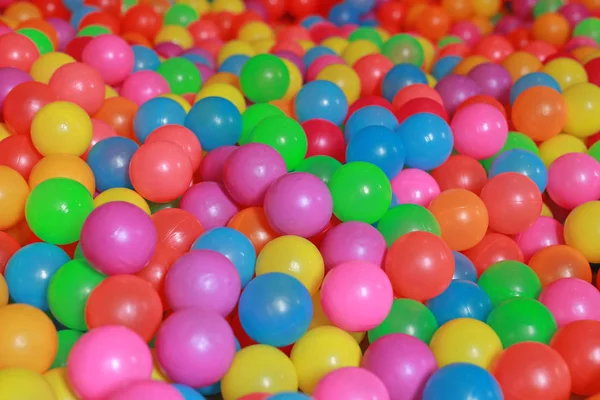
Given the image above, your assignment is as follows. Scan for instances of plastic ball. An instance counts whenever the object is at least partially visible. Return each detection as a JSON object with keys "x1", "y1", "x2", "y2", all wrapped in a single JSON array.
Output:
[
  {"x1": 313, "y1": 367, "x2": 389, "y2": 400},
  {"x1": 240, "y1": 54, "x2": 289, "y2": 103},
  {"x1": 376, "y1": 204, "x2": 441, "y2": 247},
  {"x1": 451, "y1": 103, "x2": 508, "y2": 160},
  {"x1": 2, "y1": 80, "x2": 56, "y2": 136},
  {"x1": 435, "y1": 74, "x2": 481, "y2": 115},
  {"x1": 368, "y1": 298, "x2": 438, "y2": 344},
  {"x1": 120, "y1": 70, "x2": 170, "y2": 106},
  {"x1": 0, "y1": 166, "x2": 29, "y2": 230},
  {"x1": 180, "y1": 182, "x2": 239, "y2": 230},
  {"x1": 240, "y1": 103, "x2": 284, "y2": 145},
  {"x1": 301, "y1": 119, "x2": 346, "y2": 162},
  {"x1": 146, "y1": 125, "x2": 202, "y2": 172},
  {"x1": 157, "y1": 57, "x2": 202, "y2": 95},
  {"x1": 344, "y1": 105, "x2": 398, "y2": 143},
  {"x1": 294, "y1": 80, "x2": 348, "y2": 126},
  {"x1": 51, "y1": 330, "x2": 83, "y2": 369},
  {"x1": 528, "y1": 244, "x2": 592, "y2": 287},
  {"x1": 320, "y1": 221, "x2": 386, "y2": 271},
  {"x1": 0, "y1": 33, "x2": 40, "y2": 71},
  {"x1": 547, "y1": 153, "x2": 600, "y2": 210},
  {"x1": 249, "y1": 116, "x2": 308, "y2": 171},
  {"x1": 81, "y1": 34, "x2": 133, "y2": 85},
  {"x1": 490, "y1": 149, "x2": 548, "y2": 193},
  {"x1": 452, "y1": 251, "x2": 478, "y2": 282},
  {"x1": 29, "y1": 153, "x2": 95, "y2": 195},
  {"x1": 381, "y1": 64, "x2": 427, "y2": 103},
  {"x1": 539, "y1": 278, "x2": 600, "y2": 328},
  {"x1": 423, "y1": 363, "x2": 503, "y2": 400},
  {"x1": 509, "y1": 72, "x2": 561, "y2": 105},
  {"x1": 562, "y1": 82, "x2": 600, "y2": 138},
  {"x1": 539, "y1": 134, "x2": 586, "y2": 167},
  {"x1": 477, "y1": 259, "x2": 541, "y2": 307},
  {"x1": 389, "y1": 169, "x2": 438, "y2": 208},
  {"x1": 431, "y1": 155, "x2": 488, "y2": 195},
  {"x1": 0, "y1": 368, "x2": 55, "y2": 399},
  {"x1": 131, "y1": 45, "x2": 160, "y2": 72},
  {"x1": 108, "y1": 380, "x2": 183, "y2": 400},
  {"x1": 48, "y1": 62, "x2": 104, "y2": 115},
  {"x1": 94, "y1": 96, "x2": 138, "y2": 141},
  {"x1": 133, "y1": 97, "x2": 187, "y2": 143},
  {"x1": 86, "y1": 136, "x2": 138, "y2": 191},
  {"x1": 426, "y1": 280, "x2": 492, "y2": 326},
  {"x1": 541, "y1": 57, "x2": 588, "y2": 91},
  {"x1": 346, "y1": 125, "x2": 405, "y2": 180},
  {"x1": 186, "y1": 96, "x2": 242, "y2": 151}
]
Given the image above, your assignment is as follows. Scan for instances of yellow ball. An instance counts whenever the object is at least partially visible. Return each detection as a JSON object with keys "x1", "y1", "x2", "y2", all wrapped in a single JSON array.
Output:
[
  {"x1": 309, "y1": 290, "x2": 365, "y2": 343},
  {"x1": 564, "y1": 200, "x2": 600, "y2": 263},
  {"x1": 472, "y1": 0, "x2": 501, "y2": 17},
  {"x1": 416, "y1": 36, "x2": 435, "y2": 71},
  {"x1": 562, "y1": 83, "x2": 600, "y2": 138},
  {"x1": 256, "y1": 235, "x2": 324, "y2": 295},
  {"x1": 105, "y1": 85, "x2": 118, "y2": 99},
  {"x1": 94, "y1": 188, "x2": 151, "y2": 215},
  {"x1": 0, "y1": 166, "x2": 29, "y2": 230},
  {"x1": 541, "y1": 58, "x2": 588, "y2": 91},
  {"x1": 211, "y1": 0, "x2": 245, "y2": 13},
  {"x1": 342, "y1": 40, "x2": 379, "y2": 66},
  {"x1": 160, "y1": 93, "x2": 192, "y2": 112},
  {"x1": 195, "y1": 83, "x2": 246, "y2": 113},
  {"x1": 582, "y1": 49, "x2": 600, "y2": 64},
  {"x1": 151, "y1": 349, "x2": 171, "y2": 382},
  {"x1": 539, "y1": 134, "x2": 587, "y2": 166},
  {"x1": 454, "y1": 55, "x2": 489, "y2": 75},
  {"x1": 221, "y1": 345, "x2": 298, "y2": 400},
  {"x1": 375, "y1": 27, "x2": 390, "y2": 42},
  {"x1": 541, "y1": 202, "x2": 553, "y2": 218},
  {"x1": 282, "y1": 59, "x2": 302, "y2": 101},
  {"x1": 238, "y1": 21, "x2": 274, "y2": 42},
  {"x1": 426, "y1": 73, "x2": 437, "y2": 88},
  {"x1": 0, "y1": 123, "x2": 11, "y2": 142},
  {"x1": 0, "y1": 368, "x2": 55, "y2": 400},
  {"x1": 30, "y1": 52, "x2": 75, "y2": 84},
  {"x1": 218, "y1": 40, "x2": 255, "y2": 65},
  {"x1": 29, "y1": 154, "x2": 96, "y2": 195},
  {"x1": 298, "y1": 40, "x2": 315, "y2": 52},
  {"x1": 45, "y1": 367, "x2": 78, "y2": 400},
  {"x1": 155, "y1": 25, "x2": 194, "y2": 50},
  {"x1": 251, "y1": 38, "x2": 275, "y2": 54},
  {"x1": 573, "y1": 46, "x2": 598, "y2": 63},
  {"x1": 322, "y1": 37, "x2": 348, "y2": 55},
  {"x1": 30, "y1": 101, "x2": 93, "y2": 157},
  {"x1": 316, "y1": 64, "x2": 361, "y2": 105},
  {"x1": 429, "y1": 318, "x2": 502, "y2": 370},
  {"x1": 0, "y1": 274, "x2": 8, "y2": 307},
  {"x1": 291, "y1": 326, "x2": 362, "y2": 394}
]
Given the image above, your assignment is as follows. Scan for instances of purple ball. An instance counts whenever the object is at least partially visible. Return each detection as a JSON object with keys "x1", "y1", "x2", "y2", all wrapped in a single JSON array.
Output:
[
  {"x1": 435, "y1": 74, "x2": 481, "y2": 116},
  {"x1": 165, "y1": 250, "x2": 241, "y2": 316},
  {"x1": 264, "y1": 172, "x2": 333, "y2": 238},
  {"x1": 494, "y1": 15, "x2": 521, "y2": 35},
  {"x1": 560, "y1": 3, "x2": 590, "y2": 28},
  {"x1": 245, "y1": 0, "x2": 268, "y2": 19},
  {"x1": 197, "y1": 145, "x2": 238, "y2": 183},
  {"x1": 154, "y1": 42, "x2": 183, "y2": 58},
  {"x1": 362, "y1": 334, "x2": 437, "y2": 400},
  {"x1": 467, "y1": 63, "x2": 512, "y2": 104},
  {"x1": 180, "y1": 182, "x2": 240, "y2": 230},
  {"x1": 274, "y1": 50, "x2": 306, "y2": 77},
  {"x1": 80, "y1": 202, "x2": 157, "y2": 275},
  {"x1": 47, "y1": 18, "x2": 76, "y2": 51},
  {"x1": 0, "y1": 67, "x2": 31, "y2": 111},
  {"x1": 196, "y1": 63, "x2": 215, "y2": 83},
  {"x1": 184, "y1": 47, "x2": 216, "y2": 67},
  {"x1": 512, "y1": 0, "x2": 537, "y2": 18},
  {"x1": 320, "y1": 221, "x2": 387, "y2": 271},
  {"x1": 155, "y1": 308, "x2": 236, "y2": 387}
]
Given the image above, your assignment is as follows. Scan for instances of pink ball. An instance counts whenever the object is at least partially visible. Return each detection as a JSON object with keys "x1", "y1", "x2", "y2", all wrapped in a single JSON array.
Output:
[
  {"x1": 155, "y1": 308, "x2": 236, "y2": 388},
  {"x1": 539, "y1": 278, "x2": 600, "y2": 328},
  {"x1": 313, "y1": 367, "x2": 390, "y2": 400},
  {"x1": 108, "y1": 381, "x2": 183, "y2": 400},
  {"x1": 264, "y1": 172, "x2": 333, "y2": 238},
  {"x1": 512, "y1": 216, "x2": 564, "y2": 262},
  {"x1": 120, "y1": 70, "x2": 170, "y2": 106},
  {"x1": 449, "y1": 20, "x2": 481, "y2": 47},
  {"x1": 197, "y1": 146, "x2": 238, "y2": 183},
  {"x1": 451, "y1": 104, "x2": 508, "y2": 160},
  {"x1": 67, "y1": 326, "x2": 153, "y2": 400},
  {"x1": 180, "y1": 182, "x2": 239, "y2": 230},
  {"x1": 391, "y1": 168, "x2": 440, "y2": 207},
  {"x1": 49, "y1": 62, "x2": 105, "y2": 115},
  {"x1": 82, "y1": 34, "x2": 135, "y2": 86},
  {"x1": 321, "y1": 260, "x2": 393, "y2": 332},
  {"x1": 547, "y1": 153, "x2": 600, "y2": 210},
  {"x1": 362, "y1": 333, "x2": 437, "y2": 400},
  {"x1": 320, "y1": 221, "x2": 387, "y2": 271},
  {"x1": 165, "y1": 250, "x2": 241, "y2": 316},
  {"x1": 306, "y1": 54, "x2": 345, "y2": 81},
  {"x1": 80, "y1": 202, "x2": 157, "y2": 275},
  {"x1": 223, "y1": 143, "x2": 287, "y2": 207}
]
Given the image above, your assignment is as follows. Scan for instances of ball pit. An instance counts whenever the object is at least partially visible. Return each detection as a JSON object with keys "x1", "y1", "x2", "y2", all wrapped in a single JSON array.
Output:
[{"x1": 4, "y1": 0, "x2": 600, "y2": 398}]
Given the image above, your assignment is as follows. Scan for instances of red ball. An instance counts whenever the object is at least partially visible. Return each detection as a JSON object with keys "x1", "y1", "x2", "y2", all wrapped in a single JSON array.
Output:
[
  {"x1": 430, "y1": 154, "x2": 488, "y2": 195},
  {"x1": 473, "y1": 35, "x2": 515, "y2": 62},
  {"x1": 136, "y1": 245, "x2": 181, "y2": 310},
  {"x1": 376, "y1": 1, "x2": 405, "y2": 33},
  {"x1": 395, "y1": 98, "x2": 448, "y2": 124},
  {"x1": 0, "y1": 135, "x2": 42, "y2": 180},
  {"x1": 121, "y1": 4, "x2": 163, "y2": 40},
  {"x1": 0, "y1": 33, "x2": 40, "y2": 71},
  {"x1": 146, "y1": 125, "x2": 203, "y2": 172},
  {"x1": 80, "y1": 11, "x2": 121, "y2": 35},
  {"x1": 309, "y1": 21, "x2": 341, "y2": 43},
  {"x1": 152, "y1": 208, "x2": 204, "y2": 254},
  {"x1": 64, "y1": 36, "x2": 93, "y2": 62},
  {"x1": 301, "y1": 119, "x2": 346, "y2": 162},
  {"x1": 258, "y1": 0, "x2": 286, "y2": 20},
  {"x1": 188, "y1": 19, "x2": 220, "y2": 43},
  {"x1": 49, "y1": 62, "x2": 105, "y2": 115},
  {"x1": 2, "y1": 82, "x2": 56, "y2": 136},
  {"x1": 288, "y1": 0, "x2": 318, "y2": 19},
  {"x1": 585, "y1": 57, "x2": 600, "y2": 86},
  {"x1": 85, "y1": 0, "x2": 121, "y2": 16},
  {"x1": 524, "y1": 40, "x2": 557, "y2": 62},
  {"x1": 0, "y1": 231, "x2": 20, "y2": 275},
  {"x1": 32, "y1": 0, "x2": 70, "y2": 19},
  {"x1": 353, "y1": 54, "x2": 394, "y2": 97},
  {"x1": 462, "y1": 232, "x2": 524, "y2": 276}
]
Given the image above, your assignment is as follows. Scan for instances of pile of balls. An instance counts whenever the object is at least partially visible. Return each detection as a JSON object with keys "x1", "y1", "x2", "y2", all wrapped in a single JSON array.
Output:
[{"x1": 3, "y1": 0, "x2": 600, "y2": 398}]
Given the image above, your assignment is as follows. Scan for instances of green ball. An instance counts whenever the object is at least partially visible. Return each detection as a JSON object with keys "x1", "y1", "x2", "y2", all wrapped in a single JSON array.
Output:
[
  {"x1": 25, "y1": 178, "x2": 94, "y2": 245},
  {"x1": 18, "y1": 28, "x2": 53, "y2": 55},
  {"x1": 148, "y1": 198, "x2": 181, "y2": 214},
  {"x1": 157, "y1": 57, "x2": 202, "y2": 95},
  {"x1": 250, "y1": 115, "x2": 308, "y2": 171},
  {"x1": 574, "y1": 17, "x2": 600, "y2": 46},
  {"x1": 438, "y1": 35, "x2": 463, "y2": 48},
  {"x1": 487, "y1": 298, "x2": 557, "y2": 348},
  {"x1": 589, "y1": 141, "x2": 600, "y2": 163},
  {"x1": 328, "y1": 162, "x2": 392, "y2": 224},
  {"x1": 368, "y1": 298, "x2": 438, "y2": 344},
  {"x1": 164, "y1": 3, "x2": 199, "y2": 27},
  {"x1": 77, "y1": 25, "x2": 111, "y2": 37},
  {"x1": 74, "y1": 243, "x2": 84, "y2": 259},
  {"x1": 480, "y1": 131, "x2": 539, "y2": 172},
  {"x1": 348, "y1": 27, "x2": 384, "y2": 48},
  {"x1": 48, "y1": 259, "x2": 105, "y2": 331},
  {"x1": 123, "y1": 0, "x2": 137, "y2": 12},
  {"x1": 240, "y1": 103, "x2": 285, "y2": 145},
  {"x1": 478, "y1": 260, "x2": 542, "y2": 307},
  {"x1": 377, "y1": 204, "x2": 441, "y2": 247},
  {"x1": 533, "y1": 0, "x2": 564, "y2": 17},
  {"x1": 294, "y1": 156, "x2": 342, "y2": 185},
  {"x1": 51, "y1": 329, "x2": 84, "y2": 368},
  {"x1": 240, "y1": 54, "x2": 290, "y2": 103},
  {"x1": 382, "y1": 34, "x2": 424, "y2": 67}
]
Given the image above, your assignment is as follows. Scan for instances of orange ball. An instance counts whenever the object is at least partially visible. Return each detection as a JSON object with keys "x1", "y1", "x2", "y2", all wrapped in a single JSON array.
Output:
[
  {"x1": 93, "y1": 97, "x2": 138, "y2": 142},
  {"x1": 227, "y1": 206, "x2": 279, "y2": 254},
  {"x1": 0, "y1": 304, "x2": 58, "y2": 373},
  {"x1": 414, "y1": 5, "x2": 450, "y2": 42},
  {"x1": 512, "y1": 86, "x2": 566, "y2": 141},
  {"x1": 4, "y1": 2, "x2": 42, "y2": 23},
  {"x1": 502, "y1": 51, "x2": 542, "y2": 82},
  {"x1": 28, "y1": 154, "x2": 96, "y2": 195},
  {"x1": 0, "y1": 166, "x2": 29, "y2": 230},
  {"x1": 441, "y1": 0, "x2": 471, "y2": 20},
  {"x1": 532, "y1": 13, "x2": 570, "y2": 48},
  {"x1": 528, "y1": 244, "x2": 592, "y2": 287},
  {"x1": 428, "y1": 188, "x2": 489, "y2": 251},
  {"x1": 18, "y1": 19, "x2": 59, "y2": 50},
  {"x1": 454, "y1": 55, "x2": 489, "y2": 75}
]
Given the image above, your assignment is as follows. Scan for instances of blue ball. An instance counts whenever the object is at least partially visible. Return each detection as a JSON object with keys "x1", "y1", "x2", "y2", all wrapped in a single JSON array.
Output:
[
  {"x1": 133, "y1": 97, "x2": 187, "y2": 143},
  {"x1": 382, "y1": 64, "x2": 428, "y2": 102},
  {"x1": 432, "y1": 56, "x2": 462, "y2": 80},
  {"x1": 344, "y1": 105, "x2": 399, "y2": 142},
  {"x1": 347, "y1": 0, "x2": 375, "y2": 13},
  {"x1": 300, "y1": 15, "x2": 324, "y2": 29},
  {"x1": 192, "y1": 227, "x2": 256, "y2": 287},
  {"x1": 423, "y1": 363, "x2": 503, "y2": 400},
  {"x1": 238, "y1": 273, "x2": 313, "y2": 347},
  {"x1": 452, "y1": 251, "x2": 477, "y2": 282},
  {"x1": 70, "y1": 6, "x2": 97, "y2": 28},
  {"x1": 87, "y1": 137, "x2": 139, "y2": 191},
  {"x1": 219, "y1": 55, "x2": 250, "y2": 76},
  {"x1": 172, "y1": 384, "x2": 206, "y2": 400},
  {"x1": 295, "y1": 80, "x2": 348, "y2": 126},
  {"x1": 510, "y1": 72, "x2": 561, "y2": 105},
  {"x1": 426, "y1": 280, "x2": 493, "y2": 325},
  {"x1": 267, "y1": 393, "x2": 313, "y2": 400},
  {"x1": 132, "y1": 45, "x2": 160, "y2": 72},
  {"x1": 396, "y1": 112, "x2": 453, "y2": 170},
  {"x1": 346, "y1": 125, "x2": 405, "y2": 179},
  {"x1": 182, "y1": 53, "x2": 213, "y2": 67},
  {"x1": 63, "y1": 0, "x2": 84, "y2": 11},
  {"x1": 489, "y1": 149, "x2": 548, "y2": 192},
  {"x1": 328, "y1": 3, "x2": 360, "y2": 25},
  {"x1": 4, "y1": 243, "x2": 70, "y2": 311},
  {"x1": 185, "y1": 97, "x2": 242, "y2": 151},
  {"x1": 303, "y1": 46, "x2": 336, "y2": 67}
]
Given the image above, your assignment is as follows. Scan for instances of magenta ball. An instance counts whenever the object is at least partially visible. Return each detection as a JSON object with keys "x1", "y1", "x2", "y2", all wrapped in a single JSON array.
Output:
[
  {"x1": 223, "y1": 143, "x2": 287, "y2": 207},
  {"x1": 155, "y1": 308, "x2": 236, "y2": 388},
  {"x1": 320, "y1": 221, "x2": 387, "y2": 271},
  {"x1": 512, "y1": 0, "x2": 537, "y2": 18},
  {"x1": 47, "y1": 18, "x2": 76, "y2": 50},
  {"x1": 180, "y1": 182, "x2": 240, "y2": 230},
  {"x1": 120, "y1": 70, "x2": 170, "y2": 106},
  {"x1": 165, "y1": 250, "x2": 241, "y2": 316},
  {"x1": 67, "y1": 326, "x2": 153, "y2": 400},
  {"x1": 435, "y1": 74, "x2": 481, "y2": 116},
  {"x1": 0, "y1": 67, "x2": 31, "y2": 110},
  {"x1": 264, "y1": 172, "x2": 333, "y2": 238},
  {"x1": 155, "y1": 42, "x2": 183, "y2": 58},
  {"x1": 362, "y1": 333, "x2": 438, "y2": 400},
  {"x1": 306, "y1": 54, "x2": 345, "y2": 81},
  {"x1": 547, "y1": 153, "x2": 600, "y2": 210},
  {"x1": 197, "y1": 63, "x2": 214, "y2": 83},
  {"x1": 313, "y1": 367, "x2": 390, "y2": 400},
  {"x1": 321, "y1": 260, "x2": 393, "y2": 332},
  {"x1": 494, "y1": 16, "x2": 521, "y2": 35},
  {"x1": 450, "y1": 103, "x2": 508, "y2": 160},
  {"x1": 560, "y1": 3, "x2": 590, "y2": 28},
  {"x1": 197, "y1": 146, "x2": 237, "y2": 183},
  {"x1": 467, "y1": 63, "x2": 512, "y2": 104},
  {"x1": 80, "y1": 202, "x2": 157, "y2": 275},
  {"x1": 449, "y1": 21, "x2": 481, "y2": 47},
  {"x1": 512, "y1": 216, "x2": 564, "y2": 262},
  {"x1": 108, "y1": 381, "x2": 183, "y2": 400},
  {"x1": 82, "y1": 35, "x2": 135, "y2": 86},
  {"x1": 539, "y1": 278, "x2": 600, "y2": 328},
  {"x1": 391, "y1": 168, "x2": 440, "y2": 207}
]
